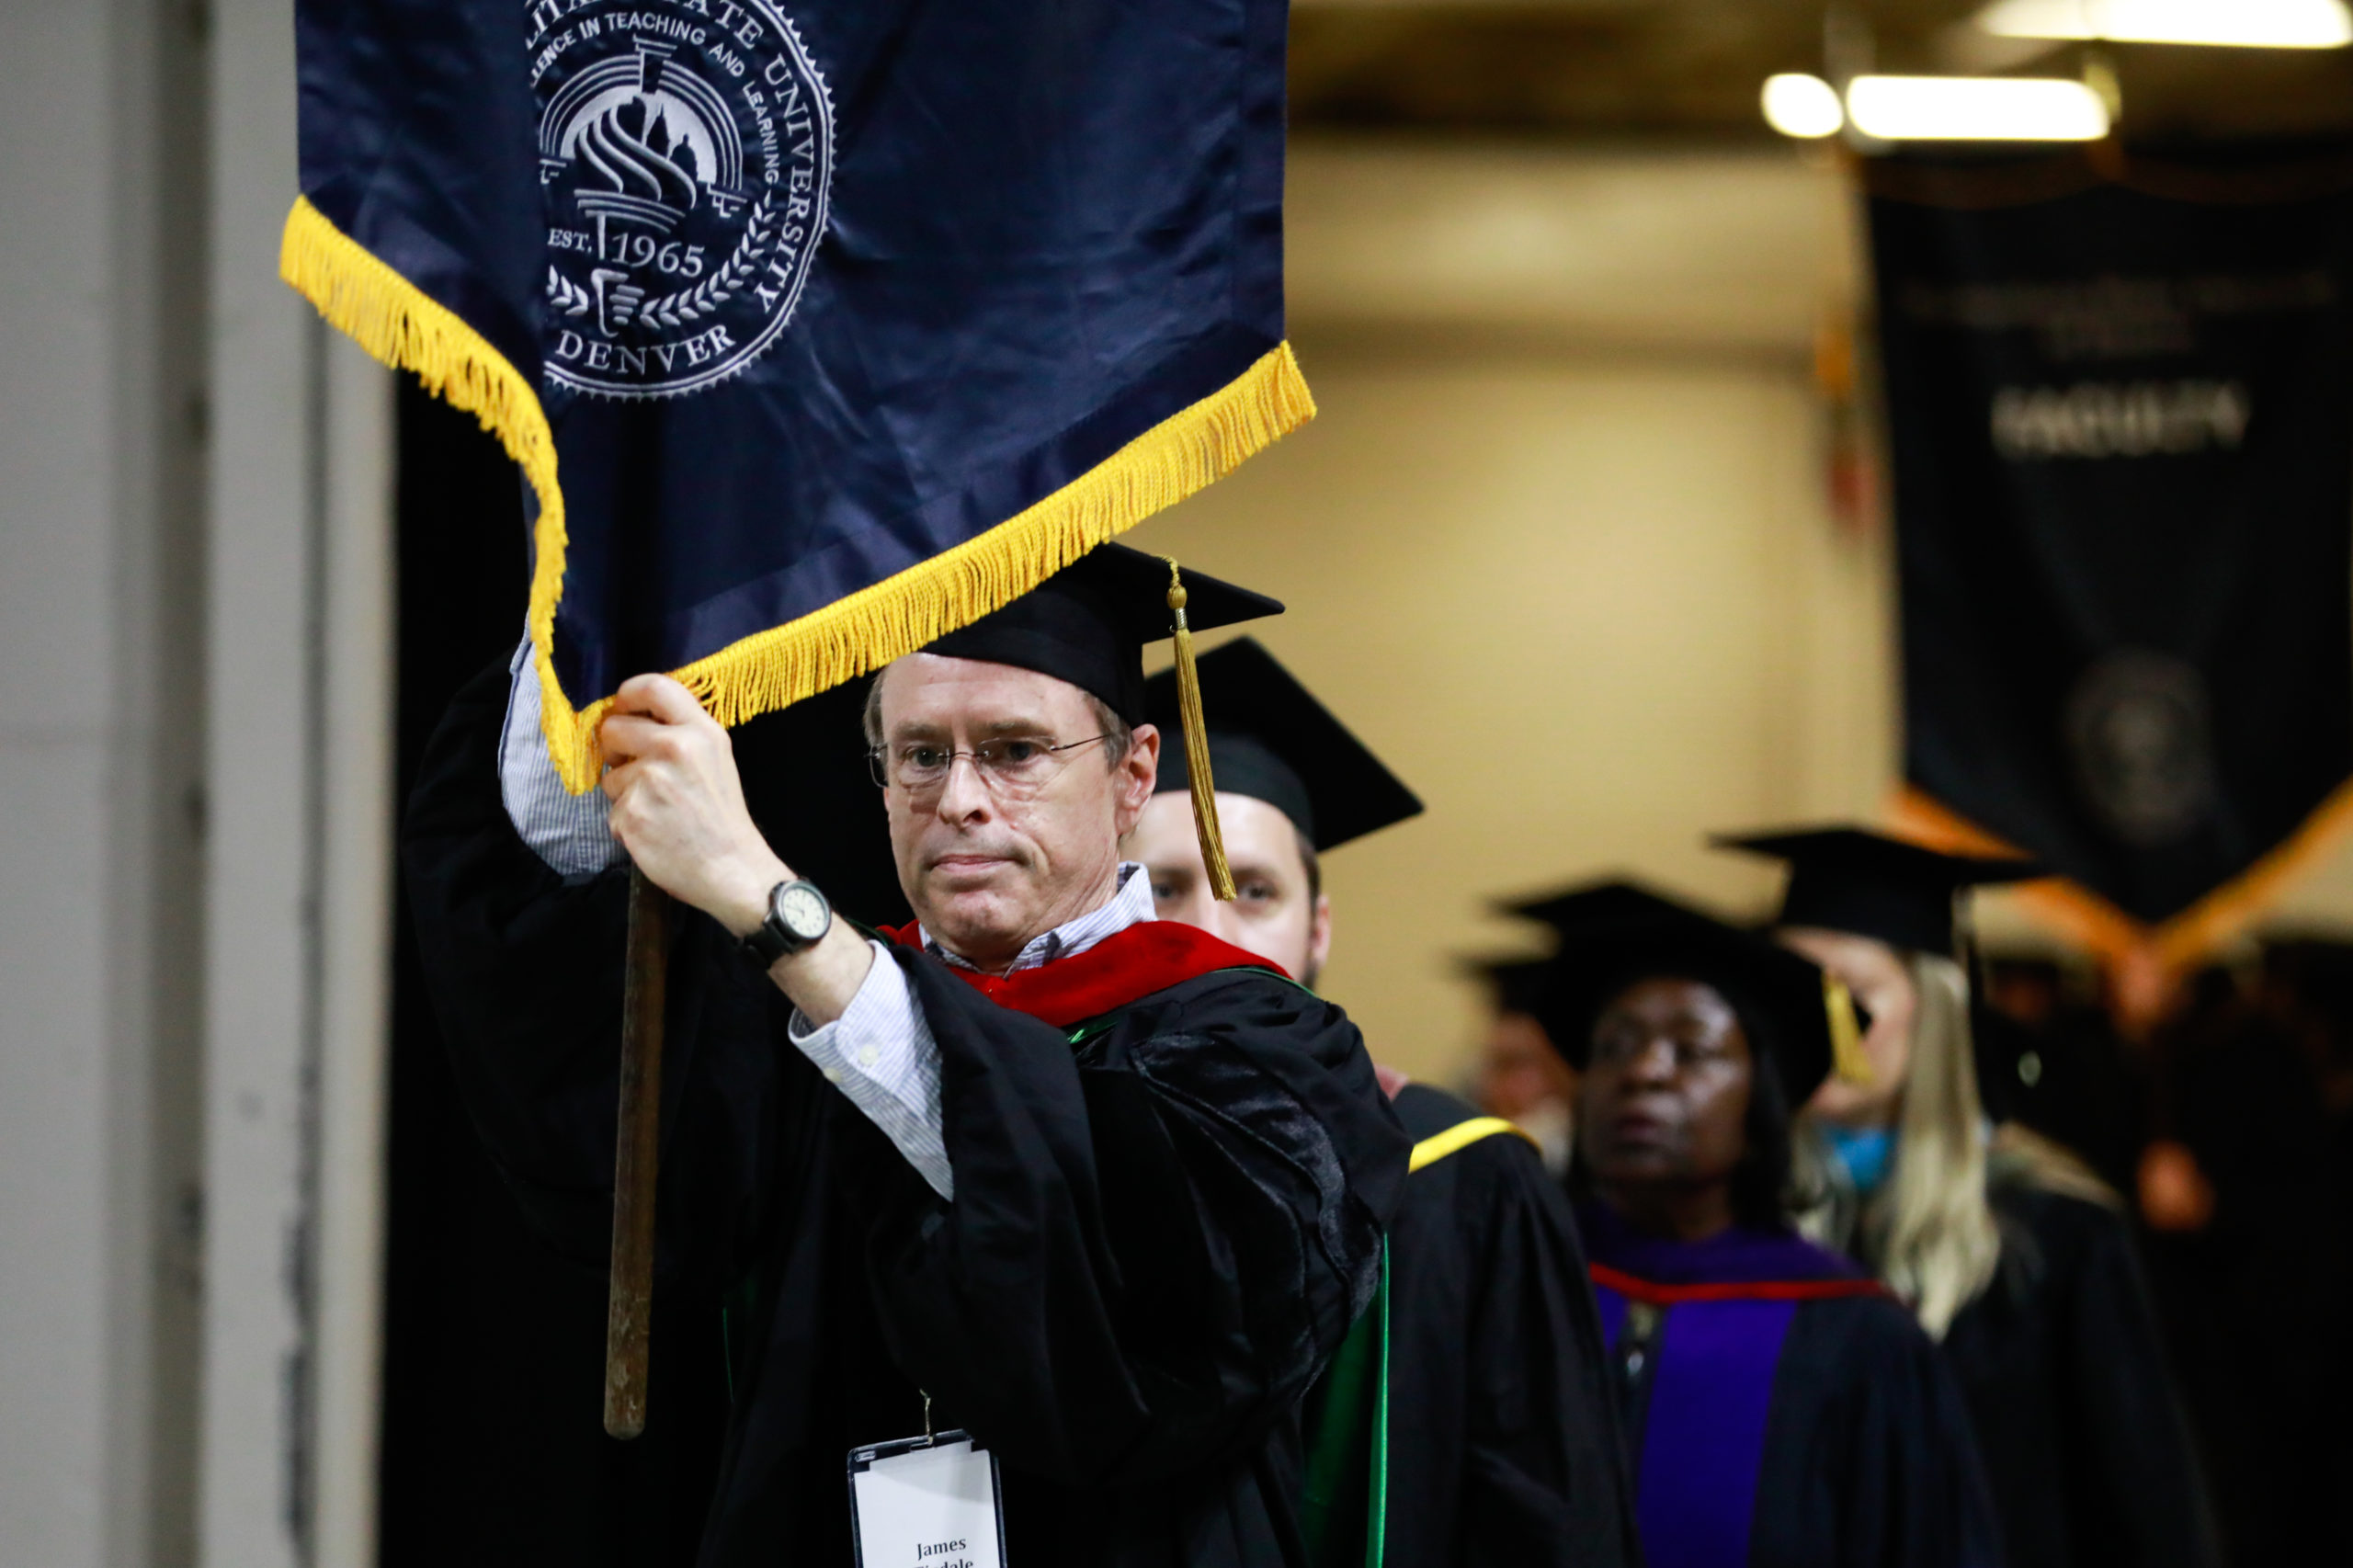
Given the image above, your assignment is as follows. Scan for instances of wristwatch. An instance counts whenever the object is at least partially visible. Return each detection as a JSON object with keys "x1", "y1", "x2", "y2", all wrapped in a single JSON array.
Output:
[{"x1": 741, "y1": 878, "x2": 833, "y2": 969}]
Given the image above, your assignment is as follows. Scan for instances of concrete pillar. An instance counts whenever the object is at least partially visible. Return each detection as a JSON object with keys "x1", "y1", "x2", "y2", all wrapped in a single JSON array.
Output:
[
  {"x1": 203, "y1": 0, "x2": 395, "y2": 1562},
  {"x1": 0, "y1": 0, "x2": 394, "y2": 1560},
  {"x1": 0, "y1": 0, "x2": 211, "y2": 1561}
]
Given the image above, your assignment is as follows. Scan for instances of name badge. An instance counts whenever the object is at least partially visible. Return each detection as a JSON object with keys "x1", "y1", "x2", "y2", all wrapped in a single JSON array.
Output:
[{"x1": 847, "y1": 1430, "x2": 1007, "y2": 1568}]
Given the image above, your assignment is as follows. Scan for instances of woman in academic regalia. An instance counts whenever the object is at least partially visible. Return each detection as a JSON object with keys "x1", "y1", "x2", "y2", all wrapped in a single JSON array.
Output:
[
  {"x1": 1530, "y1": 882, "x2": 2003, "y2": 1568},
  {"x1": 1717, "y1": 828, "x2": 2220, "y2": 1568}
]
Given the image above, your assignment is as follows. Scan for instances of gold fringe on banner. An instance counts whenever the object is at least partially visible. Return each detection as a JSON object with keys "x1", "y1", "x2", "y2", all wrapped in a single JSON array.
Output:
[
  {"x1": 1891, "y1": 782, "x2": 2353, "y2": 1025},
  {"x1": 657, "y1": 344, "x2": 1316, "y2": 769},
  {"x1": 279, "y1": 195, "x2": 1317, "y2": 793},
  {"x1": 278, "y1": 196, "x2": 587, "y2": 778}
]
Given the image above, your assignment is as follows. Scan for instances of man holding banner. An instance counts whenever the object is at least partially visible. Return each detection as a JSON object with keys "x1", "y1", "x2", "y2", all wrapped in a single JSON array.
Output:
[{"x1": 406, "y1": 546, "x2": 1409, "y2": 1564}]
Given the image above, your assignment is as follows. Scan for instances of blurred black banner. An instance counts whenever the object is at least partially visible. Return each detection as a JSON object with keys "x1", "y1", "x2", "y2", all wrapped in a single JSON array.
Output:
[{"x1": 1872, "y1": 152, "x2": 2353, "y2": 958}]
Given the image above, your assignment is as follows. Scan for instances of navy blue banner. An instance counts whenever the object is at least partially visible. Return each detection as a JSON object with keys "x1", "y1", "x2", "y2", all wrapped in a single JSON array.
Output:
[
  {"x1": 1872, "y1": 152, "x2": 2353, "y2": 948},
  {"x1": 290, "y1": 0, "x2": 1308, "y2": 789}
]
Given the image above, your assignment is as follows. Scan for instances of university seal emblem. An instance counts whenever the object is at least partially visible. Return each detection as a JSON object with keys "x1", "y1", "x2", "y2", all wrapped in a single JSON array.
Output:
[
  {"x1": 2065, "y1": 649, "x2": 2218, "y2": 848},
  {"x1": 528, "y1": 0, "x2": 833, "y2": 398}
]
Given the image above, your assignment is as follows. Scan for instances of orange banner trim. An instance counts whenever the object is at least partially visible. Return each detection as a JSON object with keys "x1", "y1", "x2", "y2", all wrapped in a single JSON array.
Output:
[{"x1": 1890, "y1": 781, "x2": 2353, "y2": 1017}]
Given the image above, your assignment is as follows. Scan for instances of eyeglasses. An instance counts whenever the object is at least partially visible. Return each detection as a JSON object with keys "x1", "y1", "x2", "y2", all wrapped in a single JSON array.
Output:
[
  {"x1": 1587, "y1": 1020, "x2": 1738, "y2": 1071},
  {"x1": 867, "y1": 733, "x2": 1114, "y2": 799}
]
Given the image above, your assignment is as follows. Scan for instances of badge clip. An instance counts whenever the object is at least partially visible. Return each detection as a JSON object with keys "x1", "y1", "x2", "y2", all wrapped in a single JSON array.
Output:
[{"x1": 847, "y1": 1394, "x2": 1007, "y2": 1568}]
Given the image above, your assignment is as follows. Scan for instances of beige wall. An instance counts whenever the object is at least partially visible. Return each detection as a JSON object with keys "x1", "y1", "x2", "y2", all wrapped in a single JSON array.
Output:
[
  {"x1": 1131, "y1": 347, "x2": 1893, "y2": 1084},
  {"x1": 1127, "y1": 139, "x2": 1898, "y2": 1084}
]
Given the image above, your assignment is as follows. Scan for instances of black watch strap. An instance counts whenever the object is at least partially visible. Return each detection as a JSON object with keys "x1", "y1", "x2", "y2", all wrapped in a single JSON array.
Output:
[{"x1": 741, "y1": 879, "x2": 832, "y2": 969}]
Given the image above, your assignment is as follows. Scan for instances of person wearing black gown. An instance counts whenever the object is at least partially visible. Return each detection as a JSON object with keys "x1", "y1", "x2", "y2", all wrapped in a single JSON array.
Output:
[
  {"x1": 1466, "y1": 956, "x2": 1577, "y2": 1179},
  {"x1": 403, "y1": 544, "x2": 1410, "y2": 1568},
  {"x1": 1717, "y1": 827, "x2": 2218, "y2": 1568},
  {"x1": 1124, "y1": 638, "x2": 1640, "y2": 1568},
  {"x1": 1527, "y1": 881, "x2": 2001, "y2": 1568}
]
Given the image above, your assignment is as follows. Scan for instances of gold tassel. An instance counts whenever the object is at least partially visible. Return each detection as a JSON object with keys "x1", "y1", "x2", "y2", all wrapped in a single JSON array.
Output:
[
  {"x1": 1824, "y1": 973, "x2": 1873, "y2": 1085},
  {"x1": 1165, "y1": 559, "x2": 1237, "y2": 901}
]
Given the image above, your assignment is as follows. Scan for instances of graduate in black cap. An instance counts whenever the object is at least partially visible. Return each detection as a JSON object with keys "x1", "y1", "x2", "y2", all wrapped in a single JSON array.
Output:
[
  {"x1": 403, "y1": 543, "x2": 1409, "y2": 1568},
  {"x1": 1492, "y1": 883, "x2": 1749, "y2": 1186},
  {"x1": 1528, "y1": 881, "x2": 2002, "y2": 1568},
  {"x1": 1718, "y1": 827, "x2": 2218, "y2": 1568},
  {"x1": 1124, "y1": 638, "x2": 1640, "y2": 1568},
  {"x1": 1463, "y1": 956, "x2": 1576, "y2": 1176}
]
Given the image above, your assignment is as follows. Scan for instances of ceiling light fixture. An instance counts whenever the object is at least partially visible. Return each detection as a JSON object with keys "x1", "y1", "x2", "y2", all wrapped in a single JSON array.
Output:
[
  {"x1": 1844, "y1": 74, "x2": 2112, "y2": 141},
  {"x1": 1976, "y1": 0, "x2": 2353, "y2": 48},
  {"x1": 1761, "y1": 73, "x2": 1846, "y2": 138}
]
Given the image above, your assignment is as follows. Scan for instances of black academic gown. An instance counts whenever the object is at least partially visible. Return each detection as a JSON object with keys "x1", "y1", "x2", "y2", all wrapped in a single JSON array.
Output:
[
  {"x1": 403, "y1": 667, "x2": 1412, "y2": 1568},
  {"x1": 1578, "y1": 1203, "x2": 2003, "y2": 1568},
  {"x1": 1941, "y1": 1176, "x2": 2220, "y2": 1568},
  {"x1": 1745, "y1": 1291, "x2": 2002, "y2": 1568},
  {"x1": 1375, "y1": 1087, "x2": 1640, "y2": 1568}
]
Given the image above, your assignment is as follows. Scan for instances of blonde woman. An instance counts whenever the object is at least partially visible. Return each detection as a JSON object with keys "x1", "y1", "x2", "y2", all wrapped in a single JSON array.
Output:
[{"x1": 1719, "y1": 828, "x2": 2218, "y2": 1568}]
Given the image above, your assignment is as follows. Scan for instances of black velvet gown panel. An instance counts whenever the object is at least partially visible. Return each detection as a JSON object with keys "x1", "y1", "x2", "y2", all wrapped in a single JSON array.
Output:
[
  {"x1": 1746, "y1": 1293, "x2": 2005, "y2": 1568},
  {"x1": 1381, "y1": 1086, "x2": 1641, "y2": 1568},
  {"x1": 1942, "y1": 1180, "x2": 2220, "y2": 1568},
  {"x1": 403, "y1": 667, "x2": 1411, "y2": 1568}
]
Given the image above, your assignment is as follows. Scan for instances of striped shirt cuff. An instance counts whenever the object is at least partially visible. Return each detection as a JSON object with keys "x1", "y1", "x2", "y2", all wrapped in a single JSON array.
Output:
[
  {"x1": 788, "y1": 941, "x2": 953, "y2": 1201},
  {"x1": 499, "y1": 636, "x2": 625, "y2": 878}
]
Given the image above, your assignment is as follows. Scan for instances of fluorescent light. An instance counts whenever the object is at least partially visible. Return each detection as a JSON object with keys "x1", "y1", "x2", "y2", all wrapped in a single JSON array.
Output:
[
  {"x1": 1845, "y1": 75, "x2": 2111, "y2": 141},
  {"x1": 1761, "y1": 74, "x2": 1845, "y2": 138},
  {"x1": 1977, "y1": 0, "x2": 2352, "y2": 48}
]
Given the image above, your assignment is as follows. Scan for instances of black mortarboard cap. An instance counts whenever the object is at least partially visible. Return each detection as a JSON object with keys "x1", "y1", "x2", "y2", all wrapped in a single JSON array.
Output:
[
  {"x1": 924, "y1": 542, "x2": 1281, "y2": 724},
  {"x1": 1144, "y1": 638, "x2": 1424, "y2": 852},
  {"x1": 1500, "y1": 878, "x2": 1867, "y2": 1100},
  {"x1": 1499, "y1": 880, "x2": 1720, "y2": 939},
  {"x1": 1713, "y1": 826, "x2": 2043, "y2": 954},
  {"x1": 1454, "y1": 953, "x2": 1557, "y2": 1017}
]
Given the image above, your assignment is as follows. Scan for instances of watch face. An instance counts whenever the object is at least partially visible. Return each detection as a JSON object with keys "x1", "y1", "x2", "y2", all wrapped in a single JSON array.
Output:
[{"x1": 776, "y1": 883, "x2": 830, "y2": 941}]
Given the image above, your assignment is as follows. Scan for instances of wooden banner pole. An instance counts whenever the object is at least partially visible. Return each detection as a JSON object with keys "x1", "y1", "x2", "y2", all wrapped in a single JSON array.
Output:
[{"x1": 603, "y1": 865, "x2": 671, "y2": 1439}]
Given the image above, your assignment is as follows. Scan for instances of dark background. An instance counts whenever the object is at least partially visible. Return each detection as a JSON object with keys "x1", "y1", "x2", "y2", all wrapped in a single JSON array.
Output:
[{"x1": 381, "y1": 386, "x2": 907, "y2": 1565}]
